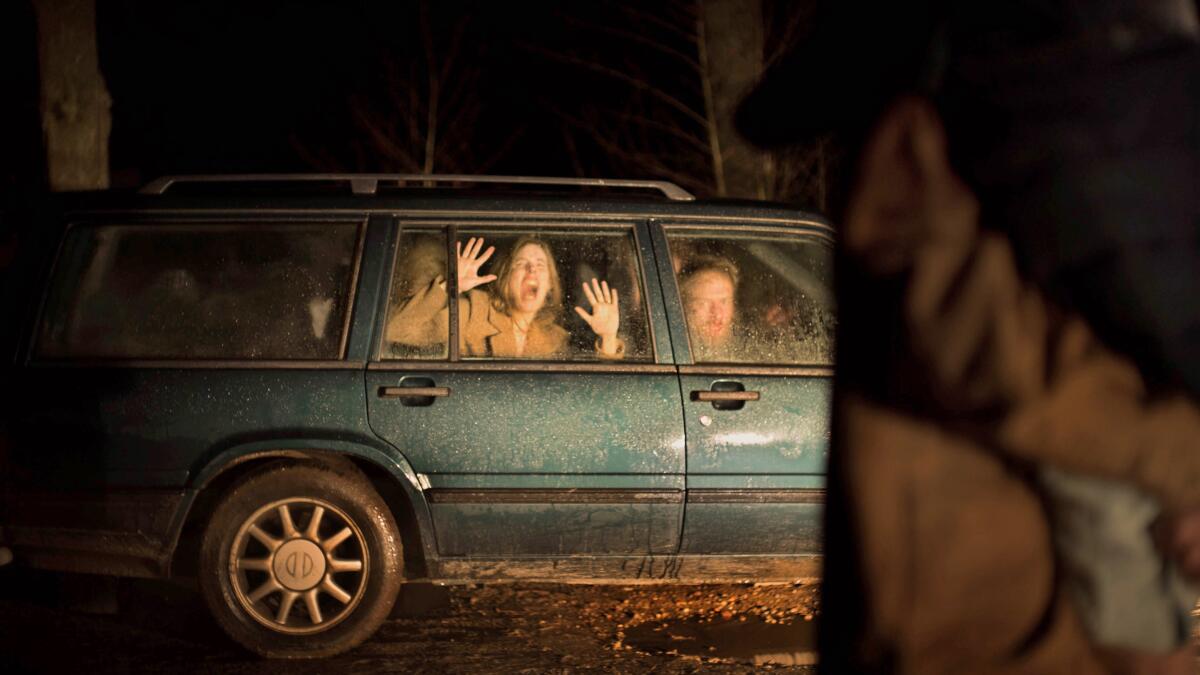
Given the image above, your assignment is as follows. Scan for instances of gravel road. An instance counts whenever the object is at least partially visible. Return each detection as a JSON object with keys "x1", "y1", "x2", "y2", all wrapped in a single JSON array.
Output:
[{"x1": 0, "y1": 569, "x2": 819, "y2": 674}]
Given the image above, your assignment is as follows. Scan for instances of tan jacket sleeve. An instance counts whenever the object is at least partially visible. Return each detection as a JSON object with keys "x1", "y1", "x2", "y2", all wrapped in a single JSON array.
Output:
[
  {"x1": 388, "y1": 280, "x2": 503, "y2": 356},
  {"x1": 886, "y1": 216, "x2": 1200, "y2": 510},
  {"x1": 386, "y1": 277, "x2": 455, "y2": 347}
]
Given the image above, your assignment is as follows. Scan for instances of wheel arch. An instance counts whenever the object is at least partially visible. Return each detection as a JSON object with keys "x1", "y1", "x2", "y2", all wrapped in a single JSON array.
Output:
[{"x1": 170, "y1": 441, "x2": 432, "y2": 580}]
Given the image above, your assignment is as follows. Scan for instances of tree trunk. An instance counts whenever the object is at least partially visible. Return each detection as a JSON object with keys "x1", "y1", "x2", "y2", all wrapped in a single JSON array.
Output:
[
  {"x1": 700, "y1": 0, "x2": 766, "y2": 199},
  {"x1": 33, "y1": 0, "x2": 111, "y2": 191}
]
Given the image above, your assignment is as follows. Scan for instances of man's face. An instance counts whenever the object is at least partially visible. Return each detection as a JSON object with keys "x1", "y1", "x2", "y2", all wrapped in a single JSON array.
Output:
[
  {"x1": 682, "y1": 270, "x2": 735, "y2": 348},
  {"x1": 507, "y1": 243, "x2": 551, "y2": 315}
]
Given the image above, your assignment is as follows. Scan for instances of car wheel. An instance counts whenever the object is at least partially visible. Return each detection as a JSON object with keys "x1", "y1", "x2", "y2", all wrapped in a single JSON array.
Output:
[{"x1": 199, "y1": 461, "x2": 402, "y2": 658}]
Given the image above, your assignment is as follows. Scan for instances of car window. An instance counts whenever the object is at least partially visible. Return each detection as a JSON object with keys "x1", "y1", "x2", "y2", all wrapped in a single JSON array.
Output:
[
  {"x1": 667, "y1": 230, "x2": 834, "y2": 365},
  {"x1": 36, "y1": 223, "x2": 360, "y2": 360},
  {"x1": 382, "y1": 227, "x2": 652, "y2": 362}
]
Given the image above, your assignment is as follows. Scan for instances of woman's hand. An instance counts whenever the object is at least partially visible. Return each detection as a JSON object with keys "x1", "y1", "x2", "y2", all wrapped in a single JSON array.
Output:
[
  {"x1": 456, "y1": 237, "x2": 497, "y2": 294},
  {"x1": 574, "y1": 278, "x2": 620, "y2": 354}
]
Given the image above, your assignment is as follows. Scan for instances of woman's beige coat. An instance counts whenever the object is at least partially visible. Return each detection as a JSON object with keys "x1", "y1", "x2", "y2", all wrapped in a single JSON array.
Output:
[{"x1": 387, "y1": 279, "x2": 621, "y2": 359}]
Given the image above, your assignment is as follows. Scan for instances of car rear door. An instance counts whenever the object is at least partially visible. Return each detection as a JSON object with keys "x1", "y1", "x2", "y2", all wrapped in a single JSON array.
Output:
[{"x1": 365, "y1": 218, "x2": 686, "y2": 559}]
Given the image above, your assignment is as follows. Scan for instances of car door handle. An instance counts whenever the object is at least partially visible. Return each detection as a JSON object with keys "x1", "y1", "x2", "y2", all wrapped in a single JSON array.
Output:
[
  {"x1": 691, "y1": 390, "x2": 760, "y2": 402},
  {"x1": 378, "y1": 386, "x2": 452, "y2": 398}
]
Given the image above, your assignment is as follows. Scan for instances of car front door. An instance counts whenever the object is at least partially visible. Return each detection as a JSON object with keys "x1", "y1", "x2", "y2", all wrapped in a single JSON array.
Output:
[
  {"x1": 657, "y1": 222, "x2": 835, "y2": 556},
  {"x1": 366, "y1": 219, "x2": 685, "y2": 560}
]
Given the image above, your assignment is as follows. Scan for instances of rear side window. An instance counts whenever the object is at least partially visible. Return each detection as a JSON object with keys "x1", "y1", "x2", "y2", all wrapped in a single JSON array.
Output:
[{"x1": 36, "y1": 223, "x2": 360, "y2": 360}]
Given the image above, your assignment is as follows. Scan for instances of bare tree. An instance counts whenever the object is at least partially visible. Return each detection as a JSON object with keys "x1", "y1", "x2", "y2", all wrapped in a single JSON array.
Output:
[
  {"x1": 351, "y1": 3, "x2": 472, "y2": 174},
  {"x1": 698, "y1": 0, "x2": 765, "y2": 198},
  {"x1": 539, "y1": 0, "x2": 833, "y2": 209},
  {"x1": 758, "y1": 0, "x2": 838, "y2": 210},
  {"x1": 298, "y1": 1, "x2": 519, "y2": 176},
  {"x1": 33, "y1": 0, "x2": 111, "y2": 190}
]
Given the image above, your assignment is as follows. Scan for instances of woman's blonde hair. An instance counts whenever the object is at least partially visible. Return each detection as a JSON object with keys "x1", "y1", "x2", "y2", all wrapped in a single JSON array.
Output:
[{"x1": 490, "y1": 236, "x2": 563, "y2": 324}]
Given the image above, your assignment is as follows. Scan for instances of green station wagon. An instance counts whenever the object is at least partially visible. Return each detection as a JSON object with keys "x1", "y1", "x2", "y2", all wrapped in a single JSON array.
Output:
[{"x1": 0, "y1": 175, "x2": 834, "y2": 657}]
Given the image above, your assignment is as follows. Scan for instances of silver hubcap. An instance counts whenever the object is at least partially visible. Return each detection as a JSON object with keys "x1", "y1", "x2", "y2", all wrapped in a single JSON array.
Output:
[
  {"x1": 228, "y1": 498, "x2": 369, "y2": 634},
  {"x1": 273, "y1": 539, "x2": 326, "y2": 591}
]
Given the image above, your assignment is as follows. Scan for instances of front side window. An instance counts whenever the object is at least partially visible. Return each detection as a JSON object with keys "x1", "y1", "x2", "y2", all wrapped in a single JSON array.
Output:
[
  {"x1": 667, "y1": 230, "x2": 834, "y2": 365},
  {"x1": 383, "y1": 227, "x2": 651, "y2": 361},
  {"x1": 37, "y1": 223, "x2": 360, "y2": 360}
]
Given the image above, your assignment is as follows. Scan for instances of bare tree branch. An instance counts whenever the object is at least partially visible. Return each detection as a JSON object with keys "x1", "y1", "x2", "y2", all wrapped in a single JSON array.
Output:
[
  {"x1": 438, "y1": 13, "x2": 469, "y2": 83},
  {"x1": 614, "y1": 2, "x2": 698, "y2": 44},
  {"x1": 561, "y1": 13, "x2": 701, "y2": 73},
  {"x1": 351, "y1": 98, "x2": 420, "y2": 171},
  {"x1": 526, "y1": 43, "x2": 709, "y2": 129},
  {"x1": 764, "y1": 1, "x2": 813, "y2": 68},
  {"x1": 695, "y1": 5, "x2": 726, "y2": 195},
  {"x1": 341, "y1": 4, "x2": 493, "y2": 176},
  {"x1": 604, "y1": 109, "x2": 713, "y2": 154},
  {"x1": 525, "y1": 1, "x2": 829, "y2": 203},
  {"x1": 560, "y1": 125, "x2": 587, "y2": 177},
  {"x1": 289, "y1": 133, "x2": 346, "y2": 172},
  {"x1": 476, "y1": 125, "x2": 527, "y2": 174},
  {"x1": 420, "y1": 1, "x2": 439, "y2": 174}
]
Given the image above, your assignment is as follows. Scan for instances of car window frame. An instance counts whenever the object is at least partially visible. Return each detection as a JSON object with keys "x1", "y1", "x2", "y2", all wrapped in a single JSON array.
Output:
[{"x1": 654, "y1": 220, "x2": 836, "y2": 371}]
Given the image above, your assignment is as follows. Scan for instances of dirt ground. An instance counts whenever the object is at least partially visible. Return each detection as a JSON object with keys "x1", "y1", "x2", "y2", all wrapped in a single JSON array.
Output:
[{"x1": 0, "y1": 568, "x2": 820, "y2": 674}]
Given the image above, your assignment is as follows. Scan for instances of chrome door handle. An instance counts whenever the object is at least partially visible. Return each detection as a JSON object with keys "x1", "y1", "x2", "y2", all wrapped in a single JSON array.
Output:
[
  {"x1": 691, "y1": 390, "x2": 760, "y2": 402},
  {"x1": 378, "y1": 386, "x2": 451, "y2": 398}
]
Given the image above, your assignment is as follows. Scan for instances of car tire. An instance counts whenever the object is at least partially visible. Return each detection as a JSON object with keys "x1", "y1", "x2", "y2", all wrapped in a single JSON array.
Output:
[{"x1": 198, "y1": 460, "x2": 402, "y2": 658}]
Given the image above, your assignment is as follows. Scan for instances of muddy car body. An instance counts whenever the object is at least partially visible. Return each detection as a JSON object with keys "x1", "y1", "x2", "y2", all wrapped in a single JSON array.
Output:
[{"x1": 0, "y1": 175, "x2": 833, "y2": 656}]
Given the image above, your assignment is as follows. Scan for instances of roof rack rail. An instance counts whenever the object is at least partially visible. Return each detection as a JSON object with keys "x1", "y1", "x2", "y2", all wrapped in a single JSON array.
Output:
[{"x1": 139, "y1": 174, "x2": 695, "y2": 201}]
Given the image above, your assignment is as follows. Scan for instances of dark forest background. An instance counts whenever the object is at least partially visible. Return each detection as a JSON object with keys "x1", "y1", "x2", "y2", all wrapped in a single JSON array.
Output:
[{"x1": 1, "y1": 0, "x2": 841, "y2": 219}]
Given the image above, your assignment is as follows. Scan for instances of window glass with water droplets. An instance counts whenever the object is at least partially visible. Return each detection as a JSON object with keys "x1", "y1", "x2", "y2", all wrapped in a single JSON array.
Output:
[
  {"x1": 667, "y1": 231, "x2": 834, "y2": 365},
  {"x1": 37, "y1": 223, "x2": 359, "y2": 360}
]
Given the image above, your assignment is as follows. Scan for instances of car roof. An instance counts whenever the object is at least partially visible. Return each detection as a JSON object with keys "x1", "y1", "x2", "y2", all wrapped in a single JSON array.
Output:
[{"x1": 38, "y1": 174, "x2": 833, "y2": 234}]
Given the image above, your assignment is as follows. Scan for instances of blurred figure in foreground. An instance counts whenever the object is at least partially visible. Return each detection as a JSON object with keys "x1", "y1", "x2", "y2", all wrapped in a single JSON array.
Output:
[{"x1": 738, "y1": 1, "x2": 1200, "y2": 673}]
